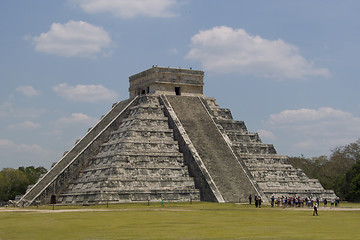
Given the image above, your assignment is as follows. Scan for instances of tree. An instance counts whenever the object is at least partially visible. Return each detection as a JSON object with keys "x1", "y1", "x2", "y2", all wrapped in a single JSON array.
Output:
[
  {"x1": 342, "y1": 160, "x2": 360, "y2": 201},
  {"x1": 0, "y1": 166, "x2": 47, "y2": 202},
  {"x1": 18, "y1": 166, "x2": 47, "y2": 184},
  {"x1": 0, "y1": 168, "x2": 29, "y2": 201},
  {"x1": 290, "y1": 139, "x2": 360, "y2": 201}
]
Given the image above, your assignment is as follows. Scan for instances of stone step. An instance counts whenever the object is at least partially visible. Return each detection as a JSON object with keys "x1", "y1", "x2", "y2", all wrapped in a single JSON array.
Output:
[
  {"x1": 59, "y1": 189, "x2": 201, "y2": 204},
  {"x1": 167, "y1": 96, "x2": 258, "y2": 202},
  {"x1": 69, "y1": 179, "x2": 197, "y2": 189},
  {"x1": 94, "y1": 151, "x2": 183, "y2": 159},
  {"x1": 120, "y1": 114, "x2": 168, "y2": 122},
  {"x1": 226, "y1": 132, "x2": 261, "y2": 143},
  {"x1": 109, "y1": 129, "x2": 174, "y2": 139},
  {"x1": 98, "y1": 142, "x2": 180, "y2": 152},
  {"x1": 217, "y1": 119, "x2": 247, "y2": 132},
  {"x1": 101, "y1": 138, "x2": 179, "y2": 146},
  {"x1": 78, "y1": 168, "x2": 190, "y2": 179}
]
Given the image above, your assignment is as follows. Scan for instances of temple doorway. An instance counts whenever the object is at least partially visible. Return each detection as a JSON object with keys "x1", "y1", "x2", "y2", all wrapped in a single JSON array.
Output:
[
  {"x1": 50, "y1": 195, "x2": 56, "y2": 204},
  {"x1": 175, "y1": 87, "x2": 181, "y2": 95}
]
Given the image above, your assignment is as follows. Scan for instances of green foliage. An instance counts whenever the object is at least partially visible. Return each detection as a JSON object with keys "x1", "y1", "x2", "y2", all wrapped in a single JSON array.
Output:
[
  {"x1": 342, "y1": 160, "x2": 360, "y2": 201},
  {"x1": 0, "y1": 166, "x2": 47, "y2": 202},
  {"x1": 289, "y1": 139, "x2": 360, "y2": 201}
]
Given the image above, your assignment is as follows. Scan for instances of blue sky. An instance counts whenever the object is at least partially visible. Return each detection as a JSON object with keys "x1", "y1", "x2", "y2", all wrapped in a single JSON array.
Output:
[{"x1": 1, "y1": 0, "x2": 360, "y2": 169}]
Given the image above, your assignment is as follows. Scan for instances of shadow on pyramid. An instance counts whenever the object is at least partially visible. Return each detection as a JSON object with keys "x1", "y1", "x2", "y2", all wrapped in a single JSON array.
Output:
[{"x1": 18, "y1": 66, "x2": 336, "y2": 206}]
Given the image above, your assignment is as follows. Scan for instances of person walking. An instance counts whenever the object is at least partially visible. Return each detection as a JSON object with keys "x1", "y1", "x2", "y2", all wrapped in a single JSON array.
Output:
[
  {"x1": 258, "y1": 196, "x2": 262, "y2": 208},
  {"x1": 313, "y1": 202, "x2": 319, "y2": 216},
  {"x1": 249, "y1": 195, "x2": 252, "y2": 205}
]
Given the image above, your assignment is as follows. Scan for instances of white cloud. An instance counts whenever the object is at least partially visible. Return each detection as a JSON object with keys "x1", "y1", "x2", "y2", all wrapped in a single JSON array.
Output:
[
  {"x1": 0, "y1": 139, "x2": 46, "y2": 154},
  {"x1": 70, "y1": 0, "x2": 178, "y2": 18},
  {"x1": 267, "y1": 107, "x2": 358, "y2": 134},
  {"x1": 186, "y1": 26, "x2": 330, "y2": 80},
  {"x1": 0, "y1": 139, "x2": 57, "y2": 168},
  {"x1": 57, "y1": 113, "x2": 98, "y2": 126},
  {"x1": 8, "y1": 121, "x2": 41, "y2": 130},
  {"x1": 16, "y1": 86, "x2": 41, "y2": 97},
  {"x1": 262, "y1": 107, "x2": 360, "y2": 156},
  {"x1": 0, "y1": 102, "x2": 45, "y2": 119},
  {"x1": 32, "y1": 20, "x2": 112, "y2": 58},
  {"x1": 258, "y1": 129, "x2": 275, "y2": 140},
  {"x1": 169, "y1": 48, "x2": 179, "y2": 55},
  {"x1": 53, "y1": 83, "x2": 118, "y2": 102}
]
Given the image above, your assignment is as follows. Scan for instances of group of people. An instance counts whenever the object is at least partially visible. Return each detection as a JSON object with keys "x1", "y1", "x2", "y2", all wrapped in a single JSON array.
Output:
[
  {"x1": 248, "y1": 194, "x2": 341, "y2": 216},
  {"x1": 248, "y1": 195, "x2": 262, "y2": 208},
  {"x1": 267, "y1": 195, "x2": 340, "y2": 209}
]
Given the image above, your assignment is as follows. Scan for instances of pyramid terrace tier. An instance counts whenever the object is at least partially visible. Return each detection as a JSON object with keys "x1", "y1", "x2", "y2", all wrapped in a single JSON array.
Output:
[
  {"x1": 257, "y1": 181, "x2": 326, "y2": 192},
  {"x1": 90, "y1": 151, "x2": 184, "y2": 159},
  {"x1": 216, "y1": 119, "x2": 248, "y2": 132},
  {"x1": 94, "y1": 152, "x2": 186, "y2": 164},
  {"x1": 226, "y1": 131, "x2": 263, "y2": 143},
  {"x1": 75, "y1": 166, "x2": 192, "y2": 181},
  {"x1": 118, "y1": 115, "x2": 169, "y2": 126},
  {"x1": 100, "y1": 138, "x2": 180, "y2": 148},
  {"x1": 96, "y1": 141, "x2": 181, "y2": 153},
  {"x1": 238, "y1": 154, "x2": 289, "y2": 163},
  {"x1": 108, "y1": 128, "x2": 175, "y2": 141},
  {"x1": 68, "y1": 176, "x2": 197, "y2": 187},
  {"x1": 59, "y1": 189, "x2": 201, "y2": 204},
  {"x1": 80, "y1": 165, "x2": 190, "y2": 174},
  {"x1": 252, "y1": 173, "x2": 316, "y2": 182},
  {"x1": 232, "y1": 142, "x2": 277, "y2": 154}
]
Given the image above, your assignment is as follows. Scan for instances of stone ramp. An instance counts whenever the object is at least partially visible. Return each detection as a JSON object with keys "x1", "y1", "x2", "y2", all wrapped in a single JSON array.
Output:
[
  {"x1": 166, "y1": 96, "x2": 258, "y2": 202},
  {"x1": 18, "y1": 97, "x2": 137, "y2": 206}
]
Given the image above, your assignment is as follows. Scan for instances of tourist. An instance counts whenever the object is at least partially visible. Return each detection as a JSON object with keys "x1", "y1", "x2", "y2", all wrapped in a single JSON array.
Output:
[
  {"x1": 271, "y1": 195, "x2": 275, "y2": 207},
  {"x1": 313, "y1": 202, "x2": 319, "y2": 216},
  {"x1": 258, "y1": 196, "x2": 262, "y2": 208},
  {"x1": 249, "y1": 194, "x2": 252, "y2": 205},
  {"x1": 331, "y1": 198, "x2": 335, "y2": 208},
  {"x1": 282, "y1": 197, "x2": 286, "y2": 208},
  {"x1": 323, "y1": 198, "x2": 327, "y2": 207},
  {"x1": 335, "y1": 197, "x2": 340, "y2": 207}
]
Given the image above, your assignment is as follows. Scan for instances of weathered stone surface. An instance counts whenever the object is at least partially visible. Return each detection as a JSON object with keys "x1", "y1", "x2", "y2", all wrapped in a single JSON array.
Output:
[
  {"x1": 18, "y1": 66, "x2": 336, "y2": 206},
  {"x1": 129, "y1": 66, "x2": 204, "y2": 98},
  {"x1": 203, "y1": 97, "x2": 336, "y2": 200}
]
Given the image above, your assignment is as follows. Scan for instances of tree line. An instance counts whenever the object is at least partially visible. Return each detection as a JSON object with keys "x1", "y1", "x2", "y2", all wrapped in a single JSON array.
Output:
[
  {"x1": 289, "y1": 139, "x2": 360, "y2": 202},
  {"x1": 0, "y1": 166, "x2": 47, "y2": 203}
]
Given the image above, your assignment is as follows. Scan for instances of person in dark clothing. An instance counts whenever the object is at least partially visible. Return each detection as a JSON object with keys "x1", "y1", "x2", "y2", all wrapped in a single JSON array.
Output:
[
  {"x1": 249, "y1": 195, "x2": 252, "y2": 205},
  {"x1": 313, "y1": 202, "x2": 319, "y2": 216},
  {"x1": 258, "y1": 196, "x2": 262, "y2": 208},
  {"x1": 271, "y1": 195, "x2": 275, "y2": 207},
  {"x1": 255, "y1": 196, "x2": 258, "y2": 208}
]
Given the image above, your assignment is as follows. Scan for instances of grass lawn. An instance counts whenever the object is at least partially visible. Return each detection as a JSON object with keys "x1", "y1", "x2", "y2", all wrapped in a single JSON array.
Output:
[{"x1": 0, "y1": 202, "x2": 359, "y2": 239}]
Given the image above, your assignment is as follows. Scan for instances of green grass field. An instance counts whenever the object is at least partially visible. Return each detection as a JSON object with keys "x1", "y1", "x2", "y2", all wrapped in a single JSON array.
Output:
[{"x1": 1, "y1": 202, "x2": 359, "y2": 239}]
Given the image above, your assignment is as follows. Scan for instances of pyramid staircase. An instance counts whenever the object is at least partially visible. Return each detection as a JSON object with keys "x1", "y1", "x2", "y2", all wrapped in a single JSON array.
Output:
[{"x1": 203, "y1": 97, "x2": 336, "y2": 199}]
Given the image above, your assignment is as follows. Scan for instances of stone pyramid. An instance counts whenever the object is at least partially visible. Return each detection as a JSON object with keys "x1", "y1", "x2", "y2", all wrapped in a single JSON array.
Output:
[{"x1": 19, "y1": 66, "x2": 335, "y2": 206}]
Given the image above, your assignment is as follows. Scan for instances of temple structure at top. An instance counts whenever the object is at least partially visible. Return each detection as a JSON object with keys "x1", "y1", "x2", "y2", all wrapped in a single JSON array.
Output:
[
  {"x1": 18, "y1": 66, "x2": 336, "y2": 206},
  {"x1": 129, "y1": 66, "x2": 204, "y2": 97}
]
